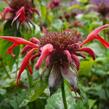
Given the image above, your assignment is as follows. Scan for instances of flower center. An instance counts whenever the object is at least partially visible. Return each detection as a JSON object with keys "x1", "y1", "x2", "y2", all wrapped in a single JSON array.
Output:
[{"x1": 40, "y1": 30, "x2": 82, "y2": 51}]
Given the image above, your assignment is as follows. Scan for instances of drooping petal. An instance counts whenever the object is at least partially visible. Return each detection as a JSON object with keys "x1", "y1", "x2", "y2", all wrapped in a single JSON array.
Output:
[
  {"x1": 95, "y1": 34, "x2": 109, "y2": 48},
  {"x1": 35, "y1": 44, "x2": 54, "y2": 69},
  {"x1": 30, "y1": 37, "x2": 40, "y2": 44},
  {"x1": 61, "y1": 65, "x2": 79, "y2": 93},
  {"x1": 71, "y1": 53, "x2": 80, "y2": 70},
  {"x1": 30, "y1": 53, "x2": 39, "y2": 62},
  {"x1": 64, "y1": 50, "x2": 72, "y2": 63},
  {"x1": 49, "y1": 65, "x2": 62, "y2": 95},
  {"x1": 80, "y1": 24, "x2": 109, "y2": 47},
  {"x1": 17, "y1": 48, "x2": 36, "y2": 85},
  {"x1": 0, "y1": 36, "x2": 38, "y2": 48},
  {"x1": 21, "y1": 45, "x2": 32, "y2": 54},
  {"x1": 79, "y1": 47, "x2": 96, "y2": 60},
  {"x1": 21, "y1": 37, "x2": 40, "y2": 54},
  {"x1": 6, "y1": 43, "x2": 18, "y2": 57}
]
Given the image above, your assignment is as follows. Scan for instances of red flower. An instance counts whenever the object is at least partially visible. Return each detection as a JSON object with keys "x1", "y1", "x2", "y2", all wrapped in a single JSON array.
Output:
[
  {"x1": 0, "y1": 24, "x2": 109, "y2": 93},
  {"x1": 47, "y1": 0, "x2": 61, "y2": 9},
  {"x1": 2, "y1": 0, "x2": 39, "y2": 26}
]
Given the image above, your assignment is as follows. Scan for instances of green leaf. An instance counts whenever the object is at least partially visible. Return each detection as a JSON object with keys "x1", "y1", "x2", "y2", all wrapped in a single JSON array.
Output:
[
  {"x1": 79, "y1": 59, "x2": 95, "y2": 76},
  {"x1": 19, "y1": 79, "x2": 47, "y2": 107},
  {"x1": 51, "y1": 19, "x2": 64, "y2": 31},
  {"x1": 45, "y1": 85, "x2": 89, "y2": 109}
]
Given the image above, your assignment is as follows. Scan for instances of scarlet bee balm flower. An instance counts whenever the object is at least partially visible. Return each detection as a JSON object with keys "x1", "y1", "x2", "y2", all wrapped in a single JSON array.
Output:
[
  {"x1": 2, "y1": 0, "x2": 39, "y2": 26},
  {"x1": 0, "y1": 24, "x2": 109, "y2": 93},
  {"x1": 47, "y1": 0, "x2": 61, "y2": 9},
  {"x1": 91, "y1": 0, "x2": 109, "y2": 17}
]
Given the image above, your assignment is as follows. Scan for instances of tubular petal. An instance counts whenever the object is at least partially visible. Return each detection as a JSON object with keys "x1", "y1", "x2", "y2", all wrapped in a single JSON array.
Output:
[
  {"x1": 79, "y1": 47, "x2": 95, "y2": 60},
  {"x1": 95, "y1": 34, "x2": 109, "y2": 48},
  {"x1": 80, "y1": 24, "x2": 109, "y2": 46},
  {"x1": 30, "y1": 37, "x2": 40, "y2": 44},
  {"x1": 35, "y1": 44, "x2": 54, "y2": 69},
  {"x1": 71, "y1": 54, "x2": 80, "y2": 70},
  {"x1": 30, "y1": 53, "x2": 39, "y2": 62},
  {"x1": 0, "y1": 36, "x2": 38, "y2": 48},
  {"x1": 17, "y1": 48, "x2": 36, "y2": 85},
  {"x1": 21, "y1": 45, "x2": 32, "y2": 54},
  {"x1": 64, "y1": 50, "x2": 72, "y2": 63},
  {"x1": 21, "y1": 37, "x2": 40, "y2": 54},
  {"x1": 7, "y1": 43, "x2": 18, "y2": 57}
]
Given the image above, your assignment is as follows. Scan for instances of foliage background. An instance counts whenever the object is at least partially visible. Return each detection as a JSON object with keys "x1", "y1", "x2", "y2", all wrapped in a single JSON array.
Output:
[{"x1": 0, "y1": 0, "x2": 109, "y2": 109}]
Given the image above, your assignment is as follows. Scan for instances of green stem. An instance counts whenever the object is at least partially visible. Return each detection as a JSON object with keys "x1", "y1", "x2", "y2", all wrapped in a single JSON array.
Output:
[
  {"x1": 61, "y1": 80, "x2": 68, "y2": 109},
  {"x1": 27, "y1": 70, "x2": 32, "y2": 88}
]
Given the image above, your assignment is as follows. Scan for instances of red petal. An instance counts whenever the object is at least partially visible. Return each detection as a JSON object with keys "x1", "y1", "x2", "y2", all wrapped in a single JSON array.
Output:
[
  {"x1": 79, "y1": 47, "x2": 95, "y2": 60},
  {"x1": 16, "y1": 48, "x2": 36, "y2": 85},
  {"x1": 21, "y1": 37, "x2": 40, "y2": 54},
  {"x1": 12, "y1": 13, "x2": 21, "y2": 24},
  {"x1": 2, "y1": 7, "x2": 13, "y2": 19},
  {"x1": 95, "y1": 34, "x2": 109, "y2": 48},
  {"x1": 80, "y1": 24, "x2": 109, "y2": 46},
  {"x1": 0, "y1": 36, "x2": 38, "y2": 48},
  {"x1": 21, "y1": 45, "x2": 32, "y2": 54},
  {"x1": 35, "y1": 44, "x2": 54, "y2": 69},
  {"x1": 7, "y1": 43, "x2": 18, "y2": 57},
  {"x1": 71, "y1": 54, "x2": 80, "y2": 70},
  {"x1": 13, "y1": 6, "x2": 26, "y2": 23},
  {"x1": 64, "y1": 50, "x2": 72, "y2": 63},
  {"x1": 30, "y1": 53, "x2": 39, "y2": 62},
  {"x1": 75, "y1": 52, "x2": 86, "y2": 59},
  {"x1": 30, "y1": 37, "x2": 40, "y2": 44}
]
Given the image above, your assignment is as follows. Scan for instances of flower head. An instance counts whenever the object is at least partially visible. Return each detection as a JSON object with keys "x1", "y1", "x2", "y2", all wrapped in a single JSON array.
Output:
[
  {"x1": 2, "y1": 0, "x2": 39, "y2": 28},
  {"x1": 0, "y1": 24, "x2": 109, "y2": 93},
  {"x1": 47, "y1": 0, "x2": 61, "y2": 9},
  {"x1": 90, "y1": 0, "x2": 109, "y2": 17}
]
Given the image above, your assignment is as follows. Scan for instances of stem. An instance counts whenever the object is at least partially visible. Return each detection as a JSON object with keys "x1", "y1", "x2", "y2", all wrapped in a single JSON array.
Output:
[
  {"x1": 27, "y1": 70, "x2": 32, "y2": 88},
  {"x1": 61, "y1": 80, "x2": 68, "y2": 109}
]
